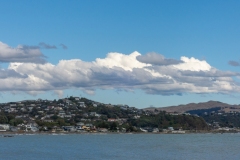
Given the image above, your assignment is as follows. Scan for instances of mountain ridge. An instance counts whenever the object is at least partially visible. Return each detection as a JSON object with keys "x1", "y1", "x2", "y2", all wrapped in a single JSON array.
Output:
[{"x1": 144, "y1": 101, "x2": 240, "y2": 113}]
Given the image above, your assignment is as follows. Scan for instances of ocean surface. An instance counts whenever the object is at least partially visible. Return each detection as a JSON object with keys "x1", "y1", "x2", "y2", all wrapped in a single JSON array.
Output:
[{"x1": 1, "y1": 133, "x2": 240, "y2": 160}]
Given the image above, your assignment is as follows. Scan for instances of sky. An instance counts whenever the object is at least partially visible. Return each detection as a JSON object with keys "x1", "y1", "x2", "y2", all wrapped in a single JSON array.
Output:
[{"x1": 1, "y1": 0, "x2": 240, "y2": 108}]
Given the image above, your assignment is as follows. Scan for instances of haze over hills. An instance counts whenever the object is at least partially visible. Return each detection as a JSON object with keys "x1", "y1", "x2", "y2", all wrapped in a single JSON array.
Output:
[{"x1": 144, "y1": 101, "x2": 240, "y2": 113}]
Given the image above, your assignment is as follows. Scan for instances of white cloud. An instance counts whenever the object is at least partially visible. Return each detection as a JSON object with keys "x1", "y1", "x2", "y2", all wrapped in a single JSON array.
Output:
[
  {"x1": 0, "y1": 42, "x2": 46, "y2": 63},
  {"x1": 173, "y1": 57, "x2": 211, "y2": 71},
  {"x1": 0, "y1": 43, "x2": 239, "y2": 96},
  {"x1": 95, "y1": 51, "x2": 150, "y2": 71}
]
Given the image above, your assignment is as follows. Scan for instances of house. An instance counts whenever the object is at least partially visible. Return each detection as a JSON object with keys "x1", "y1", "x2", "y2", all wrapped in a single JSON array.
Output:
[
  {"x1": 172, "y1": 130, "x2": 185, "y2": 134},
  {"x1": 153, "y1": 128, "x2": 159, "y2": 133},
  {"x1": 133, "y1": 115, "x2": 140, "y2": 119},
  {"x1": 83, "y1": 113, "x2": 88, "y2": 117},
  {"x1": 21, "y1": 108, "x2": 26, "y2": 112},
  {"x1": 76, "y1": 126, "x2": 84, "y2": 131},
  {"x1": 93, "y1": 104, "x2": 98, "y2": 107},
  {"x1": 15, "y1": 115, "x2": 23, "y2": 119},
  {"x1": 25, "y1": 123, "x2": 39, "y2": 132},
  {"x1": 37, "y1": 98, "x2": 43, "y2": 102},
  {"x1": 78, "y1": 102, "x2": 86, "y2": 108},
  {"x1": 80, "y1": 118, "x2": 87, "y2": 121},
  {"x1": 45, "y1": 114, "x2": 54, "y2": 118},
  {"x1": 48, "y1": 106, "x2": 55, "y2": 110},
  {"x1": 121, "y1": 128, "x2": 126, "y2": 132},
  {"x1": 0, "y1": 124, "x2": 10, "y2": 131},
  {"x1": 85, "y1": 123, "x2": 93, "y2": 128},
  {"x1": 119, "y1": 118, "x2": 127, "y2": 123},
  {"x1": 74, "y1": 97, "x2": 80, "y2": 101},
  {"x1": 98, "y1": 128, "x2": 108, "y2": 132},
  {"x1": 9, "y1": 108, "x2": 17, "y2": 113},
  {"x1": 58, "y1": 103, "x2": 64, "y2": 107},
  {"x1": 10, "y1": 126, "x2": 19, "y2": 132},
  {"x1": 58, "y1": 111, "x2": 66, "y2": 118},
  {"x1": 142, "y1": 127, "x2": 153, "y2": 132},
  {"x1": 42, "y1": 119, "x2": 54, "y2": 123},
  {"x1": 10, "y1": 104, "x2": 17, "y2": 107},
  {"x1": 95, "y1": 113, "x2": 101, "y2": 117},
  {"x1": 76, "y1": 122, "x2": 84, "y2": 126},
  {"x1": 18, "y1": 104, "x2": 25, "y2": 107},
  {"x1": 140, "y1": 128, "x2": 148, "y2": 132},
  {"x1": 168, "y1": 127, "x2": 174, "y2": 131},
  {"x1": 62, "y1": 126, "x2": 76, "y2": 132},
  {"x1": 55, "y1": 107, "x2": 63, "y2": 110},
  {"x1": 54, "y1": 126, "x2": 63, "y2": 132},
  {"x1": 81, "y1": 126, "x2": 90, "y2": 131},
  {"x1": 108, "y1": 118, "x2": 117, "y2": 122},
  {"x1": 64, "y1": 115, "x2": 72, "y2": 118},
  {"x1": 89, "y1": 112, "x2": 101, "y2": 117}
]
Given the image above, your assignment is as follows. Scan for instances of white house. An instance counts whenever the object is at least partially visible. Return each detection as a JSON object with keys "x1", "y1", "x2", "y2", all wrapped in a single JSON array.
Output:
[
  {"x1": 74, "y1": 97, "x2": 80, "y2": 101},
  {"x1": 10, "y1": 104, "x2": 17, "y2": 107},
  {"x1": 78, "y1": 102, "x2": 86, "y2": 108},
  {"x1": 0, "y1": 124, "x2": 10, "y2": 131},
  {"x1": 25, "y1": 123, "x2": 39, "y2": 132}
]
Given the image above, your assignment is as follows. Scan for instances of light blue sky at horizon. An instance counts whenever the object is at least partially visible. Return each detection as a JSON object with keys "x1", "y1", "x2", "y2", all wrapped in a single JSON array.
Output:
[{"x1": 1, "y1": 0, "x2": 240, "y2": 108}]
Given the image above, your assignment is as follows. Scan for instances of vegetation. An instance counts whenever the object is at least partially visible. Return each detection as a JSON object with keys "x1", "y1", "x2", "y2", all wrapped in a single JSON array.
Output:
[
  {"x1": 130, "y1": 112, "x2": 208, "y2": 130},
  {"x1": 0, "y1": 96, "x2": 217, "y2": 132},
  {"x1": 202, "y1": 113, "x2": 240, "y2": 128}
]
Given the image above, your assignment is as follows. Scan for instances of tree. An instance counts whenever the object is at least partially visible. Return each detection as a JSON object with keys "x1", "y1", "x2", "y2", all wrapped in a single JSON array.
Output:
[
  {"x1": 9, "y1": 118, "x2": 23, "y2": 126},
  {"x1": 110, "y1": 122, "x2": 118, "y2": 131},
  {"x1": 0, "y1": 115, "x2": 8, "y2": 123},
  {"x1": 57, "y1": 118, "x2": 67, "y2": 126},
  {"x1": 96, "y1": 122, "x2": 109, "y2": 128}
]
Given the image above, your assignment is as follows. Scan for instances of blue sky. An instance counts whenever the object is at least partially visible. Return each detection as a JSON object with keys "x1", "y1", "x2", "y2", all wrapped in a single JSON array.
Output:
[{"x1": 1, "y1": 0, "x2": 240, "y2": 108}]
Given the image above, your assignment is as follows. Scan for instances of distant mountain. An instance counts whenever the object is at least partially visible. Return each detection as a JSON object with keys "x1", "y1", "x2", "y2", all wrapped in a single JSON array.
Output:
[{"x1": 144, "y1": 101, "x2": 240, "y2": 113}]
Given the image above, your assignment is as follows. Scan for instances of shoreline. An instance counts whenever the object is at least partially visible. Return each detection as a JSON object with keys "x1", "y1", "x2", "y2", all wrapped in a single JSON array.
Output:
[{"x1": 0, "y1": 130, "x2": 239, "y2": 135}]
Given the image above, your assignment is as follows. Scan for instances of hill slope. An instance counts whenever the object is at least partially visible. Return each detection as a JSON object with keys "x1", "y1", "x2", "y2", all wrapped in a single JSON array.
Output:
[{"x1": 144, "y1": 101, "x2": 240, "y2": 113}]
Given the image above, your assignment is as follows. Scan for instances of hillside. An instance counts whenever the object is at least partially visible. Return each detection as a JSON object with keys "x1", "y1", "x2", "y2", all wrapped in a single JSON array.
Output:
[
  {"x1": 144, "y1": 101, "x2": 240, "y2": 113},
  {"x1": 0, "y1": 96, "x2": 210, "y2": 132}
]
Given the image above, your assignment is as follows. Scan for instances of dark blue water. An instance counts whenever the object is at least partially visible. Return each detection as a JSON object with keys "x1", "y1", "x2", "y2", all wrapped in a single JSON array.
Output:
[{"x1": 1, "y1": 133, "x2": 240, "y2": 160}]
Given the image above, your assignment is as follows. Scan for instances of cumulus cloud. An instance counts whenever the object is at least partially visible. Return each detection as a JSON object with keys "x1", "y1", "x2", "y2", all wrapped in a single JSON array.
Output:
[
  {"x1": 228, "y1": 60, "x2": 240, "y2": 66},
  {"x1": 0, "y1": 69, "x2": 28, "y2": 79},
  {"x1": 95, "y1": 51, "x2": 150, "y2": 71},
  {"x1": 173, "y1": 57, "x2": 211, "y2": 71},
  {"x1": 0, "y1": 42, "x2": 46, "y2": 63},
  {"x1": 0, "y1": 42, "x2": 240, "y2": 97},
  {"x1": 0, "y1": 46, "x2": 240, "y2": 96},
  {"x1": 136, "y1": 52, "x2": 183, "y2": 65}
]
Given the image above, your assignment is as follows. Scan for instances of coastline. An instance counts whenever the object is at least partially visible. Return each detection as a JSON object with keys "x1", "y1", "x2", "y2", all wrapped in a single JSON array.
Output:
[{"x1": 0, "y1": 130, "x2": 239, "y2": 136}]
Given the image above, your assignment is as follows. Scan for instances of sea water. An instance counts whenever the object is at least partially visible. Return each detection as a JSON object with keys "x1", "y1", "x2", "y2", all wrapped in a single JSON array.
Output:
[{"x1": 0, "y1": 133, "x2": 240, "y2": 160}]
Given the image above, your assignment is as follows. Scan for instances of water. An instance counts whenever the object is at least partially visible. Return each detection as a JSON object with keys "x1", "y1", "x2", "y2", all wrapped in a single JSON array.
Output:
[{"x1": 1, "y1": 133, "x2": 240, "y2": 160}]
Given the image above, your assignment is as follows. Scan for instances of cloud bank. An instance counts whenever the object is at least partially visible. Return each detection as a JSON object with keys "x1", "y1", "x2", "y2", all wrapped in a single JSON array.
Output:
[
  {"x1": 1, "y1": 42, "x2": 240, "y2": 97},
  {"x1": 0, "y1": 42, "x2": 68, "y2": 64},
  {"x1": 0, "y1": 42, "x2": 46, "y2": 63}
]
